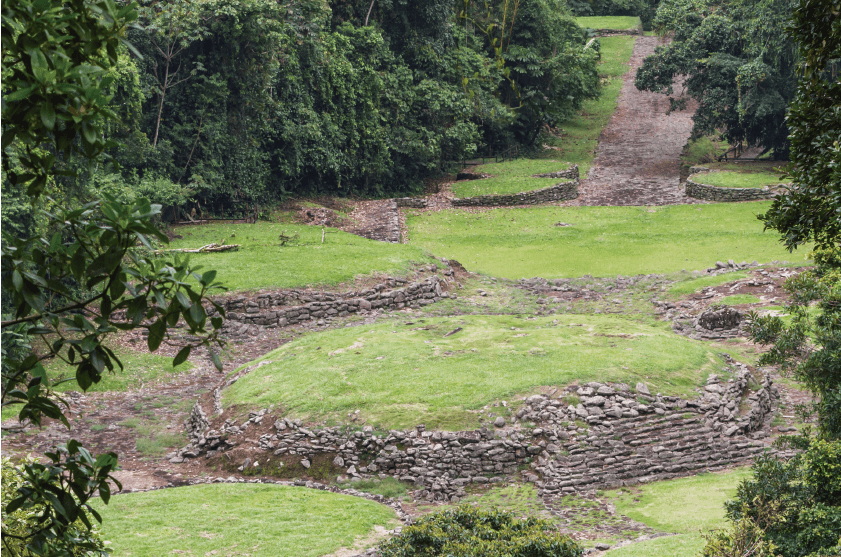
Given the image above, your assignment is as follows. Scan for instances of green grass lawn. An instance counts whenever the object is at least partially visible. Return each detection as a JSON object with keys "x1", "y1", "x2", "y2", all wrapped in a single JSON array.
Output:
[
  {"x1": 597, "y1": 36, "x2": 637, "y2": 78},
  {"x1": 167, "y1": 222, "x2": 435, "y2": 292},
  {"x1": 603, "y1": 467, "x2": 752, "y2": 556},
  {"x1": 43, "y1": 347, "x2": 192, "y2": 393},
  {"x1": 223, "y1": 314, "x2": 725, "y2": 430},
  {"x1": 407, "y1": 202, "x2": 803, "y2": 279},
  {"x1": 452, "y1": 160, "x2": 574, "y2": 198},
  {"x1": 575, "y1": 16, "x2": 641, "y2": 29},
  {"x1": 92, "y1": 483, "x2": 399, "y2": 557},
  {"x1": 605, "y1": 534, "x2": 706, "y2": 556},
  {"x1": 693, "y1": 170, "x2": 789, "y2": 189},
  {"x1": 606, "y1": 467, "x2": 751, "y2": 534}
]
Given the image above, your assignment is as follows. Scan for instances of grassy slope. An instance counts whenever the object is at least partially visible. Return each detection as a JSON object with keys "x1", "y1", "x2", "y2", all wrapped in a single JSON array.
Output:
[
  {"x1": 604, "y1": 467, "x2": 752, "y2": 555},
  {"x1": 92, "y1": 484, "x2": 398, "y2": 557},
  {"x1": 575, "y1": 16, "x2": 641, "y2": 29},
  {"x1": 693, "y1": 170, "x2": 789, "y2": 188},
  {"x1": 407, "y1": 203, "x2": 802, "y2": 279},
  {"x1": 223, "y1": 314, "x2": 725, "y2": 430},
  {"x1": 451, "y1": 160, "x2": 573, "y2": 198},
  {"x1": 452, "y1": 35, "x2": 635, "y2": 198},
  {"x1": 167, "y1": 222, "x2": 435, "y2": 292}
]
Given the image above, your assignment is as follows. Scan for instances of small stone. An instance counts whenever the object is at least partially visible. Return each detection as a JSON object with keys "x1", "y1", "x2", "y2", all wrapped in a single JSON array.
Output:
[
  {"x1": 493, "y1": 416, "x2": 506, "y2": 427},
  {"x1": 635, "y1": 382, "x2": 650, "y2": 395},
  {"x1": 301, "y1": 459, "x2": 311, "y2": 469},
  {"x1": 333, "y1": 456, "x2": 345, "y2": 467}
]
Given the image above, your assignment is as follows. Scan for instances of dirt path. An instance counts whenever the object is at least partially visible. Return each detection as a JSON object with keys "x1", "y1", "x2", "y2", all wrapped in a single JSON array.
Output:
[{"x1": 572, "y1": 36, "x2": 700, "y2": 206}]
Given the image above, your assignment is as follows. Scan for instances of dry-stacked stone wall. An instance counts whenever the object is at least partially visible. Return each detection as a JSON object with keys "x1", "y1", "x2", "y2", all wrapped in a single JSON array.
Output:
[
  {"x1": 394, "y1": 197, "x2": 428, "y2": 208},
  {"x1": 685, "y1": 171, "x2": 778, "y2": 202},
  {"x1": 210, "y1": 274, "x2": 448, "y2": 329},
  {"x1": 593, "y1": 28, "x2": 640, "y2": 36},
  {"x1": 451, "y1": 165, "x2": 579, "y2": 207},
  {"x1": 452, "y1": 180, "x2": 579, "y2": 207},
  {"x1": 178, "y1": 367, "x2": 781, "y2": 502}
]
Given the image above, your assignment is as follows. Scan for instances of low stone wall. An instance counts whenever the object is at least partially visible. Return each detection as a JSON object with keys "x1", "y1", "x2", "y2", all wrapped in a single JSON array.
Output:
[
  {"x1": 179, "y1": 367, "x2": 780, "y2": 503},
  {"x1": 452, "y1": 180, "x2": 579, "y2": 207},
  {"x1": 210, "y1": 274, "x2": 448, "y2": 328},
  {"x1": 594, "y1": 28, "x2": 640, "y2": 36},
  {"x1": 394, "y1": 197, "x2": 428, "y2": 208},
  {"x1": 531, "y1": 164, "x2": 580, "y2": 180},
  {"x1": 685, "y1": 174, "x2": 778, "y2": 202}
]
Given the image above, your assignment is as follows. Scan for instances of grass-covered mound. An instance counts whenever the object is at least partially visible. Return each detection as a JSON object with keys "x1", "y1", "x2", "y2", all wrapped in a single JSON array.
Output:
[
  {"x1": 407, "y1": 203, "x2": 800, "y2": 279},
  {"x1": 223, "y1": 314, "x2": 725, "y2": 430},
  {"x1": 168, "y1": 222, "x2": 435, "y2": 292},
  {"x1": 92, "y1": 483, "x2": 399, "y2": 557},
  {"x1": 575, "y1": 16, "x2": 641, "y2": 30},
  {"x1": 693, "y1": 170, "x2": 789, "y2": 189},
  {"x1": 451, "y1": 159, "x2": 575, "y2": 198}
]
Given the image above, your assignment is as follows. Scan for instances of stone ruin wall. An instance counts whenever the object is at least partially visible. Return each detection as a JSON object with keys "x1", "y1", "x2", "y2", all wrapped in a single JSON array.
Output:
[
  {"x1": 394, "y1": 165, "x2": 580, "y2": 209},
  {"x1": 209, "y1": 273, "x2": 450, "y2": 331},
  {"x1": 451, "y1": 180, "x2": 579, "y2": 207},
  {"x1": 180, "y1": 367, "x2": 781, "y2": 504},
  {"x1": 685, "y1": 169, "x2": 778, "y2": 202}
]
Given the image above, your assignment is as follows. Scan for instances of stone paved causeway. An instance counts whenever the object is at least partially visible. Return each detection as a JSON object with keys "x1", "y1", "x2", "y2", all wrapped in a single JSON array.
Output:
[{"x1": 572, "y1": 36, "x2": 700, "y2": 206}]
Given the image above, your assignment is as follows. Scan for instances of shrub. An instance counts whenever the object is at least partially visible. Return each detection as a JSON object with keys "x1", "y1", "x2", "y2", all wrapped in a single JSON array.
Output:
[
  {"x1": 719, "y1": 441, "x2": 841, "y2": 557},
  {"x1": 1, "y1": 457, "x2": 108, "y2": 556},
  {"x1": 377, "y1": 505, "x2": 583, "y2": 557}
]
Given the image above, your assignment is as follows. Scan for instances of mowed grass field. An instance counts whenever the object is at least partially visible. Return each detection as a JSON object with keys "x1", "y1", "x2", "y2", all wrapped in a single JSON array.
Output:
[
  {"x1": 408, "y1": 202, "x2": 803, "y2": 279},
  {"x1": 93, "y1": 484, "x2": 399, "y2": 557},
  {"x1": 167, "y1": 222, "x2": 435, "y2": 292},
  {"x1": 604, "y1": 467, "x2": 751, "y2": 556},
  {"x1": 223, "y1": 314, "x2": 725, "y2": 430}
]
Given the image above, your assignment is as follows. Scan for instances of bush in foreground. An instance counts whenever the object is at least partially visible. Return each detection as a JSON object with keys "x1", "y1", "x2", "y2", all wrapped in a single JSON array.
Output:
[
  {"x1": 1, "y1": 457, "x2": 107, "y2": 556},
  {"x1": 377, "y1": 505, "x2": 582, "y2": 557}
]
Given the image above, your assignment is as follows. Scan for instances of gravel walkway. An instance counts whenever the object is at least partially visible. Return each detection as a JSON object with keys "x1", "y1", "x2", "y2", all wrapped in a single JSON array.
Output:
[{"x1": 572, "y1": 36, "x2": 701, "y2": 206}]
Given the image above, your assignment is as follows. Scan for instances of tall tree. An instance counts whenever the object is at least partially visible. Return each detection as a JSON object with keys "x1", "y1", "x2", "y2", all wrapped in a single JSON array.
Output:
[
  {"x1": 635, "y1": 0, "x2": 799, "y2": 158},
  {"x1": 1, "y1": 0, "x2": 225, "y2": 552}
]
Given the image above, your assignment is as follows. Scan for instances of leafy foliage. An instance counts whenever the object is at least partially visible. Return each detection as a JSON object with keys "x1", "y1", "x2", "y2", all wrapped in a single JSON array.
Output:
[
  {"x1": 721, "y1": 442, "x2": 841, "y2": 557},
  {"x1": 1, "y1": 0, "x2": 227, "y2": 552},
  {"x1": 758, "y1": 0, "x2": 841, "y2": 250},
  {"x1": 1, "y1": 455, "x2": 108, "y2": 557},
  {"x1": 377, "y1": 505, "x2": 583, "y2": 557},
  {"x1": 634, "y1": 0, "x2": 798, "y2": 157}
]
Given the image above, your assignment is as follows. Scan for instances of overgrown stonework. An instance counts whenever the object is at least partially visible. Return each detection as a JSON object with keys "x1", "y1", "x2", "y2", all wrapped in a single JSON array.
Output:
[
  {"x1": 176, "y1": 364, "x2": 782, "y2": 504},
  {"x1": 210, "y1": 274, "x2": 448, "y2": 330}
]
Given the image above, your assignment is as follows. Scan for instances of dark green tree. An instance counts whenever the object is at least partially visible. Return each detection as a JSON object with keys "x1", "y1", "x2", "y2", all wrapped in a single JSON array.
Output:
[
  {"x1": 634, "y1": 0, "x2": 799, "y2": 158},
  {"x1": 1, "y1": 0, "x2": 226, "y2": 552}
]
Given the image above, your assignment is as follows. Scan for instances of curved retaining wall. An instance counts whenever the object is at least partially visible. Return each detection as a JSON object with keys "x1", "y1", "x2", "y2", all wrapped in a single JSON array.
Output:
[
  {"x1": 452, "y1": 180, "x2": 579, "y2": 207},
  {"x1": 180, "y1": 368, "x2": 779, "y2": 503},
  {"x1": 210, "y1": 274, "x2": 448, "y2": 329},
  {"x1": 685, "y1": 172, "x2": 779, "y2": 202}
]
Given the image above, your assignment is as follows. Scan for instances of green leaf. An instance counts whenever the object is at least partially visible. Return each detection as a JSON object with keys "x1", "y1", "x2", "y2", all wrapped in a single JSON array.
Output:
[
  {"x1": 28, "y1": 48, "x2": 50, "y2": 82},
  {"x1": 173, "y1": 346, "x2": 191, "y2": 367},
  {"x1": 210, "y1": 351, "x2": 223, "y2": 372},
  {"x1": 147, "y1": 319, "x2": 165, "y2": 352},
  {"x1": 40, "y1": 102, "x2": 56, "y2": 130}
]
